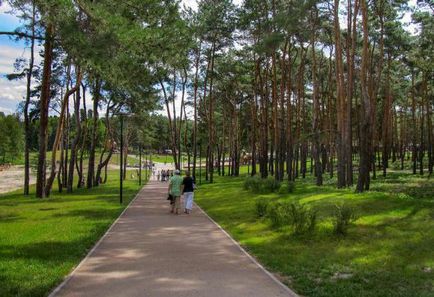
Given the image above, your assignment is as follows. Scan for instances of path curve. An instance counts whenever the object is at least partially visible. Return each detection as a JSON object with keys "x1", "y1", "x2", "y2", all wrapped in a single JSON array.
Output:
[{"x1": 50, "y1": 180, "x2": 298, "y2": 297}]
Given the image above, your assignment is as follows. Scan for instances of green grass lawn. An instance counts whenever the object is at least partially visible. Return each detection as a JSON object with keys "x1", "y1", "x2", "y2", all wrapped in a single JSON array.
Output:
[
  {"x1": 195, "y1": 171, "x2": 434, "y2": 297},
  {"x1": 0, "y1": 171, "x2": 143, "y2": 297}
]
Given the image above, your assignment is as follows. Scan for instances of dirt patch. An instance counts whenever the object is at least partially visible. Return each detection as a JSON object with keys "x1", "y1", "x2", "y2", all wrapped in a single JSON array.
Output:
[{"x1": 0, "y1": 166, "x2": 35, "y2": 194}]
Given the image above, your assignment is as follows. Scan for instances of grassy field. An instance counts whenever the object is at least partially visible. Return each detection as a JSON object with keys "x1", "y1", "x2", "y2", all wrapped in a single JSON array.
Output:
[
  {"x1": 195, "y1": 171, "x2": 434, "y2": 297},
  {"x1": 0, "y1": 171, "x2": 143, "y2": 297}
]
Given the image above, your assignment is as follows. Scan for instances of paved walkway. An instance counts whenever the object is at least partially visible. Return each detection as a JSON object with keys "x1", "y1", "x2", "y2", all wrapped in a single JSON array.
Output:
[{"x1": 50, "y1": 180, "x2": 297, "y2": 297}]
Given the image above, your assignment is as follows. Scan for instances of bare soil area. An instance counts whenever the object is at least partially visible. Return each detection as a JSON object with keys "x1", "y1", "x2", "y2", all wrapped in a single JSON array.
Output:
[{"x1": 0, "y1": 166, "x2": 35, "y2": 194}]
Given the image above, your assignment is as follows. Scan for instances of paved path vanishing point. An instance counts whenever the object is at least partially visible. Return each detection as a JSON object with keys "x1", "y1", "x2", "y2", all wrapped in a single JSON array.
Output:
[{"x1": 50, "y1": 180, "x2": 298, "y2": 297}]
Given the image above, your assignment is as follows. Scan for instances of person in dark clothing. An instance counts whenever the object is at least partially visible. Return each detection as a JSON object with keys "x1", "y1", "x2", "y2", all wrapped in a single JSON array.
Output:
[{"x1": 182, "y1": 171, "x2": 195, "y2": 214}]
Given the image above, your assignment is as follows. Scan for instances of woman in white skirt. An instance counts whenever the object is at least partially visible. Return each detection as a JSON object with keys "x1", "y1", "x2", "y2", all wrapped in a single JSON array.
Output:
[{"x1": 182, "y1": 171, "x2": 195, "y2": 214}]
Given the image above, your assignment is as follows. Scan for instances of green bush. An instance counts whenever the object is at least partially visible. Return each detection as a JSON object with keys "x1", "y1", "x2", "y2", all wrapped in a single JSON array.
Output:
[
  {"x1": 333, "y1": 204, "x2": 357, "y2": 236},
  {"x1": 287, "y1": 181, "x2": 296, "y2": 193},
  {"x1": 255, "y1": 198, "x2": 269, "y2": 218},
  {"x1": 278, "y1": 184, "x2": 288, "y2": 195},
  {"x1": 290, "y1": 203, "x2": 317, "y2": 235},
  {"x1": 267, "y1": 202, "x2": 288, "y2": 228},
  {"x1": 262, "y1": 177, "x2": 281, "y2": 193},
  {"x1": 278, "y1": 181, "x2": 296, "y2": 195},
  {"x1": 244, "y1": 176, "x2": 262, "y2": 192},
  {"x1": 244, "y1": 176, "x2": 281, "y2": 194},
  {"x1": 266, "y1": 201, "x2": 317, "y2": 234}
]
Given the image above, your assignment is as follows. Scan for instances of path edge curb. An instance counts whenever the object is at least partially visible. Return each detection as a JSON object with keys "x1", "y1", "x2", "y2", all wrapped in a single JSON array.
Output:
[
  {"x1": 47, "y1": 184, "x2": 146, "y2": 297},
  {"x1": 195, "y1": 203, "x2": 299, "y2": 297}
]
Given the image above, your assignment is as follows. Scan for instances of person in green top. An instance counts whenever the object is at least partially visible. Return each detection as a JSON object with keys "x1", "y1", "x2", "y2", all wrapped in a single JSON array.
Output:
[{"x1": 169, "y1": 169, "x2": 184, "y2": 215}]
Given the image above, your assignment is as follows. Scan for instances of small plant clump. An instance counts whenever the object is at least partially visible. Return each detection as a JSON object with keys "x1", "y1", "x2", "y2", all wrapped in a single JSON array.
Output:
[
  {"x1": 255, "y1": 198, "x2": 269, "y2": 218},
  {"x1": 290, "y1": 203, "x2": 317, "y2": 235},
  {"x1": 267, "y1": 202, "x2": 290, "y2": 228},
  {"x1": 244, "y1": 176, "x2": 281, "y2": 194},
  {"x1": 278, "y1": 181, "x2": 296, "y2": 194},
  {"x1": 266, "y1": 201, "x2": 317, "y2": 234},
  {"x1": 287, "y1": 181, "x2": 296, "y2": 193},
  {"x1": 333, "y1": 203, "x2": 357, "y2": 236},
  {"x1": 243, "y1": 176, "x2": 262, "y2": 192}
]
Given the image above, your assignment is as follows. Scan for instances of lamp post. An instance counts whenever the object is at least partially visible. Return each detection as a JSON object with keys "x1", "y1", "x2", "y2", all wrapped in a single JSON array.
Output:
[
  {"x1": 199, "y1": 143, "x2": 202, "y2": 185},
  {"x1": 116, "y1": 112, "x2": 134, "y2": 204},
  {"x1": 139, "y1": 144, "x2": 142, "y2": 186},
  {"x1": 145, "y1": 151, "x2": 148, "y2": 182},
  {"x1": 120, "y1": 115, "x2": 124, "y2": 204}
]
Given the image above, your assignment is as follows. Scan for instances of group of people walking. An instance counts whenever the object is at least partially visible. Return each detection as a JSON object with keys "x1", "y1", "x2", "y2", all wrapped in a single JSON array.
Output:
[
  {"x1": 167, "y1": 170, "x2": 195, "y2": 215},
  {"x1": 154, "y1": 169, "x2": 173, "y2": 182}
]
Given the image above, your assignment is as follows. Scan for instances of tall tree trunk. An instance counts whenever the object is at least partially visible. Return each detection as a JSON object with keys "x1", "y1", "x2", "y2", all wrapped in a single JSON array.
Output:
[
  {"x1": 333, "y1": 0, "x2": 348, "y2": 188},
  {"x1": 192, "y1": 42, "x2": 201, "y2": 179},
  {"x1": 286, "y1": 44, "x2": 295, "y2": 181},
  {"x1": 36, "y1": 23, "x2": 54, "y2": 198},
  {"x1": 208, "y1": 42, "x2": 216, "y2": 183},
  {"x1": 357, "y1": 0, "x2": 372, "y2": 192},
  {"x1": 95, "y1": 104, "x2": 114, "y2": 185},
  {"x1": 86, "y1": 79, "x2": 101, "y2": 188},
  {"x1": 382, "y1": 55, "x2": 393, "y2": 177},
  {"x1": 24, "y1": 2, "x2": 36, "y2": 195},
  {"x1": 63, "y1": 102, "x2": 69, "y2": 188},
  {"x1": 67, "y1": 83, "x2": 82, "y2": 192},
  {"x1": 311, "y1": 8, "x2": 322, "y2": 186},
  {"x1": 159, "y1": 78, "x2": 178, "y2": 168},
  {"x1": 419, "y1": 74, "x2": 425, "y2": 176},
  {"x1": 46, "y1": 66, "x2": 81, "y2": 196},
  {"x1": 411, "y1": 71, "x2": 417, "y2": 174},
  {"x1": 425, "y1": 72, "x2": 433, "y2": 175}
]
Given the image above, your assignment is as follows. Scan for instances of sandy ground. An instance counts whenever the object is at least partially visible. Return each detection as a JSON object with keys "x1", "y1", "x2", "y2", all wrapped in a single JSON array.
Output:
[
  {"x1": 50, "y1": 180, "x2": 297, "y2": 297},
  {"x1": 0, "y1": 166, "x2": 35, "y2": 194}
]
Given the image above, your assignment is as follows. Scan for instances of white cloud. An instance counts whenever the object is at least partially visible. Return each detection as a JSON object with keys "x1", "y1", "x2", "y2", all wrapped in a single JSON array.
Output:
[
  {"x1": 0, "y1": 43, "x2": 44, "y2": 114},
  {"x1": 0, "y1": 2, "x2": 12, "y2": 14},
  {"x1": 0, "y1": 44, "x2": 27, "y2": 114},
  {"x1": 0, "y1": 77, "x2": 26, "y2": 104},
  {"x1": 0, "y1": 105, "x2": 14, "y2": 114},
  {"x1": 0, "y1": 44, "x2": 28, "y2": 74}
]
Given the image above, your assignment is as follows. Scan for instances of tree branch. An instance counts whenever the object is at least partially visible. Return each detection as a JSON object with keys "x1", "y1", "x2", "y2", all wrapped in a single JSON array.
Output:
[{"x1": 0, "y1": 31, "x2": 45, "y2": 41}]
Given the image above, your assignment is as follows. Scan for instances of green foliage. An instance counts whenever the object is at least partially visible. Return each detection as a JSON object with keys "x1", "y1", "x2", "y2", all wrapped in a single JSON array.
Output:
[
  {"x1": 266, "y1": 202, "x2": 287, "y2": 228},
  {"x1": 333, "y1": 203, "x2": 357, "y2": 236},
  {"x1": 278, "y1": 180, "x2": 296, "y2": 194},
  {"x1": 0, "y1": 114, "x2": 23, "y2": 164},
  {"x1": 243, "y1": 175, "x2": 261, "y2": 192},
  {"x1": 254, "y1": 198, "x2": 269, "y2": 218},
  {"x1": 289, "y1": 203, "x2": 317, "y2": 235},
  {"x1": 287, "y1": 181, "x2": 296, "y2": 193},
  {"x1": 266, "y1": 201, "x2": 317, "y2": 234},
  {"x1": 244, "y1": 176, "x2": 281, "y2": 194},
  {"x1": 262, "y1": 177, "x2": 281, "y2": 193}
]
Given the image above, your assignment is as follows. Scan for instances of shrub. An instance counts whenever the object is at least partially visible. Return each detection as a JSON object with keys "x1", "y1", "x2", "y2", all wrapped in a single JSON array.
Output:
[
  {"x1": 244, "y1": 176, "x2": 281, "y2": 194},
  {"x1": 278, "y1": 181, "x2": 296, "y2": 195},
  {"x1": 287, "y1": 181, "x2": 296, "y2": 193},
  {"x1": 255, "y1": 198, "x2": 269, "y2": 218},
  {"x1": 290, "y1": 203, "x2": 317, "y2": 235},
  {"x1": 244, "y1": 176, "x2": 262, "y2": 192},
  {"x1": 267, "y1": 202, "x2": 285, "y2": 228},
  {"x1": 278, "y1": 184, "x2": 288, "y2": 195},
  {"x1": 262, "y1": 177, "x2": 281, "y2": 193},
  {"x1": 333, "y1": 204, "x2": 357, "y2": 236},
  {"x1": 266, "y1": 201, "x2": 317, "y2": 234}
]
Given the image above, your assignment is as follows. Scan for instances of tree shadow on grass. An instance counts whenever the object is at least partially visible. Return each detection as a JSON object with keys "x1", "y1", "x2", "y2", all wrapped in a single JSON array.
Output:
[
  {"x1": 50, "y1": 208, "x2": 121, "y2": 220},
  {"x1": 244, "y1": 215, "x2": 434, "y2": 297},
  {"x1": 0, "y1": 238, "x2": 99, "y2": 297}
]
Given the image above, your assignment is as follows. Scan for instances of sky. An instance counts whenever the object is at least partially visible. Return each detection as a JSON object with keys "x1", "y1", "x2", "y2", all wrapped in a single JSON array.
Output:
[{"x1": 0, "y1": 0, "x2": 418, "y2": 116}]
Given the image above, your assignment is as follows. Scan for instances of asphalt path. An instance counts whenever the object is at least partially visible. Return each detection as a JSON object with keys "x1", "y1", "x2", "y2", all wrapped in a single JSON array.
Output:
[{"x1": 50, "y1": 179, "x2": 297, "y2": 297}]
